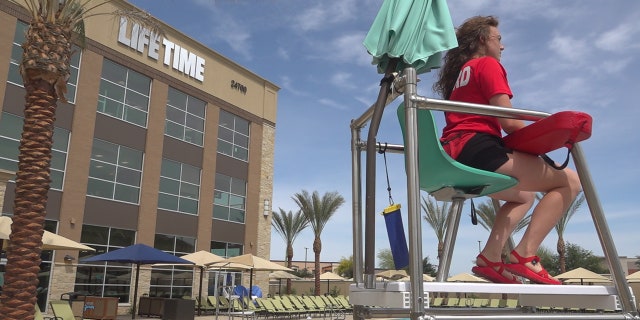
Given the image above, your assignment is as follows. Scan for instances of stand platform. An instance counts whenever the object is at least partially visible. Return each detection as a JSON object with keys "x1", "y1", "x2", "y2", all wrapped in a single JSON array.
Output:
[{"x1": 350, "y1": 281, "x2": 630, "y2": 311}]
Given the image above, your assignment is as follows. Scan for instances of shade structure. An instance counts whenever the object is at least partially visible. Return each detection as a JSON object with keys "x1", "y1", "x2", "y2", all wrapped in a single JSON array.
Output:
[
  {"x1": 363, "y1": 0, "x2": 458, "y2": 74},
  {"x1": 626, "y1": 271, "x2": 640, "y2": 283},
  {"x1": 555, "y1": 267, "x2": 610, "y2": 285},
  {"x1": 319, "y1": 271, "x2": 346, "y2": 293},
  {"x1": 210, "y1": 253, "x2": 292, "y2": 295},
  {"x1": 0, "y1": 216, "x2": 95, "y2": 251},
  {"x1": 80, "y1": 243, "x2": 193, "y2": 319},
  {"x1": 447, "y1": 272, "x2": 489, "y2": 283},
  {"x1": 376, "y1": 269, "x2": 408, "y2": 281},
  {"x1": 172, "y1": 250, "x2": 225, "y2": 316}
]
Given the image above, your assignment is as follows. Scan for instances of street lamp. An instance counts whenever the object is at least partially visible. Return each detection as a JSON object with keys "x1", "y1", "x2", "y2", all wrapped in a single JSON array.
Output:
[
  {"x1": 304, "y1": 247, "x2": 308, "y2": 270},
  {"x1": 477, "y1": 240, "x2": 482, "y2": 253}
]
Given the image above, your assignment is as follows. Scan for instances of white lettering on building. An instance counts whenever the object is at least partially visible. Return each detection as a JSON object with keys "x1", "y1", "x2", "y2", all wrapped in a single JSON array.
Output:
[{"x1": 118, "y1": 17, "x2": 205, "y2": 82}]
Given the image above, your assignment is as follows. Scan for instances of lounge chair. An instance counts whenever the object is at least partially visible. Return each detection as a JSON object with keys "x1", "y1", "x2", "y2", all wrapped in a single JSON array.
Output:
[
  {"x1": 35, "y1": 306, "x2": 62, "y2": 320},
  {"x1": 196, "y1": 295, "x2": 216, "y2": 314},
  {"x1": 49, "y1": 300, "x2": 77, "y2": 320}
]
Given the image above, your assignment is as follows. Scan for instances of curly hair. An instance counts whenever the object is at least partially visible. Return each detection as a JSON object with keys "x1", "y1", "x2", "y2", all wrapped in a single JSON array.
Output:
[{"x1": 433, "y1": 16, "x2": 500, "y2": 99}]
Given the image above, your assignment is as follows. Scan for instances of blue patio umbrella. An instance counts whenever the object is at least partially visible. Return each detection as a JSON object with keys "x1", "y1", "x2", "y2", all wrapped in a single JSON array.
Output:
[
  {"x1": 360, "y1": 0, "x2": 458, "y2": 281},
  {"x1": 81, "y1": 243, "x2": 193, "y2": 319}
]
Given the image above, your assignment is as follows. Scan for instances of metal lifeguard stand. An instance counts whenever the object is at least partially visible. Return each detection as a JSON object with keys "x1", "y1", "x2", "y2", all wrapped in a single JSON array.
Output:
[{"x1": 348, "y1": 67, "x2": 639, "y2": 320}]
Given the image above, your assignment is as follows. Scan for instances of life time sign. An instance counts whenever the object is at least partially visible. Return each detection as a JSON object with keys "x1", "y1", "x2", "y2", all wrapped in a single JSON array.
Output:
[{"x1": 117, "y1": 17, "x2": 205, "y2": 82}]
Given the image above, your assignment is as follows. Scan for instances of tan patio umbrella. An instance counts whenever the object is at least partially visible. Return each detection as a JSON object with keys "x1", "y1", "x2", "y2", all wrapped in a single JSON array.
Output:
[
  {"x1": 447, "y1": 272, "x2": 489, "y2": 283},
  {"x1": 178, "y1": 251, "x2": 225, "y2": 316},
  {"x1": 269, "y1": 270, "x2": 301, "y2": 295},
  {"x1": 626, "y1": 271, "x2": 640, "y2": 283},
  {"x1": 376, "y1": 269, "x2": 408, "y2": 281},
  {"x1": 555, "y1": 267, "x2": 609, "y2": 285},
  {"x1": 269, "y1": 270, "x2": 300, "y2": 279},
  {"x1": 0, "y1": 216, "x2": 94, "y2": 251},
  {"x1": 319, "y1": 271, "x2": 346, "y2": 293},
  {"x1": 563, "y1": 277, "x2": 611, "y2": 284},
  {"x1": 398, "y1": 274, "x2": 434, "y2": 282},
  {"x1": 211, "y1": 253, "x2": 292, "y2": 295}
]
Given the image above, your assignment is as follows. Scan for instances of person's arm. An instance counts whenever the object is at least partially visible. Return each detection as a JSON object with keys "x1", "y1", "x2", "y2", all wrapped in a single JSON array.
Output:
[{"x1": 490, "y1": 93, "x2": 526, "y2": 134}]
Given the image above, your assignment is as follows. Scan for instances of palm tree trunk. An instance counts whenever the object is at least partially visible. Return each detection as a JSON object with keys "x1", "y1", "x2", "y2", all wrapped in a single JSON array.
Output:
[
  {"x1": 0, "y1": 81, "x2": 56, "y2": 320},
  {"x1": 286, "y1": 245, "x2": 293, "y2": 294},
  {"x1": 313, "y1": 237, "x2": 321, "y2": 296},
  {"x1": 558, "y1": 236, "x2": 566, "y2": 273}
]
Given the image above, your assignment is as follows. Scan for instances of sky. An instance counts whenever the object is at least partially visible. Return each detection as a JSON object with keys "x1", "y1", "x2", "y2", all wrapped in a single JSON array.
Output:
[{"x1": 127, "y1": 0, "x2": 640, "y2": 276}]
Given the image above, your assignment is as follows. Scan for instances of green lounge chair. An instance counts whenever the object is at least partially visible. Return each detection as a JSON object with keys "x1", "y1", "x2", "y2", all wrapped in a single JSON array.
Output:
[
  {"x1": 49, "y1": 301, "x2": 77, "y2": 320},
  {"x1": 35, "y1": 306, "x2": 62, "y2": 320}
]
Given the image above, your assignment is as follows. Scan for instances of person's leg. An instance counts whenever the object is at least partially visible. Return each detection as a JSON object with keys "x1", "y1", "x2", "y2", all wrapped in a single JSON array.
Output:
[
  {"x1": 475, "y1": 188, "x2": 534, "y2": 281},
  {"x1": 495, "y1": 151, "x2": 581, "y2": 274}
]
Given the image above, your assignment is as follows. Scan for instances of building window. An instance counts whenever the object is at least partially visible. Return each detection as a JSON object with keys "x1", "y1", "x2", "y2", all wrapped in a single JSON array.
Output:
[
  {"x1": 0, "y1": 112, "x2": 70, "y2": 190},
  {"x1": 210, "y1": 241, "x2": 243, "y2": 258},
  {"x1": 150, "y1": 234, "x2": 196, "y2": 298},
  {"x1": 74, "y1": 225, "x2": 136, "y2": 302},
  {"x1": 8, "y1": 21, "x2": 81, "y2": 104},
  {"x1": 165, "y1": 87, "x2": 206, "y2": 146},
  {"x1": 213, "y1": 173, "x2": 246, "y2": 223},
  {"x1": 158, "y1": 159, "x2": 201, "y2": 215},
  {"x1": 217, "y1": 110, "x2": 249, "y2": 161},
  {"x1": 87, "y1": 139, "x2": 143, "y2": 204},
  {"x1": 97, "y1": 59, "x2": 151, "y2": 127}
]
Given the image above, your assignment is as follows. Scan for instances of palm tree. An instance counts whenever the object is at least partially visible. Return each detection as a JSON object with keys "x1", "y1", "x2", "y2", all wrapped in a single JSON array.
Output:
[
  {"x1": 1, "y1": 2, "x2": 159, "y2": 319},
  {"x1": 421, "y1": 195, "x2": 449, "y2": 260},
  {"x1": 292, "y1": 190, "x2": 345, "y2": 295},
  {"x1": 271, "y1": 208, "x2": 309, "y2": 294},
  {"x1": 554, "y1": 192, "x2": 585, "y2": 273}
]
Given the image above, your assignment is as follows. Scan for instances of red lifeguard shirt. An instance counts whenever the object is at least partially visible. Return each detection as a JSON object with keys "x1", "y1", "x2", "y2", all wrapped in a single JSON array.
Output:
[{"x1": 441, "y1": 57, "x2": 513, "y2": 159}]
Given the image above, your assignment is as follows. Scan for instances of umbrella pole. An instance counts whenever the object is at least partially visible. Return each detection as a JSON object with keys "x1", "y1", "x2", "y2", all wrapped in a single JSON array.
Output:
[
  {"x1": 198, "y1": 266, "x2": 204, "y2": 316},
  {"x1": 132, "y1": 263, "x2": 140, "y2": 320},
  {"x1": 364, "y1": 59, "x2": 398, "y2": 288},
  {"x1": 249, "y1": 268, "x2": 254, "y2": 298}
]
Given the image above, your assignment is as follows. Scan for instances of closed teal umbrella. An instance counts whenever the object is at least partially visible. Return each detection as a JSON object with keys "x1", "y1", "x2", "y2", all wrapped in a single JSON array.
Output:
[{"x1": 363, "y1": 0, "x2": 458, "y2": 74}]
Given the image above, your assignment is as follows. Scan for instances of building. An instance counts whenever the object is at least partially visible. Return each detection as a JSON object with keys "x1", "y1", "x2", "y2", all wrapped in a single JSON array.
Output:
[{"x1": 0, "y1": 0, "x2": 278, "y2": 313}]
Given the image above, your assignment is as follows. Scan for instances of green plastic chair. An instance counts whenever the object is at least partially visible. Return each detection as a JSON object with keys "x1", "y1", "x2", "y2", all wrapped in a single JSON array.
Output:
[
  {"x1": 397, "y1": 103, "x2": 518, "y2": 280},
  {"x1": 397, "y1": 103, "x2": 518, "y2": 200}
]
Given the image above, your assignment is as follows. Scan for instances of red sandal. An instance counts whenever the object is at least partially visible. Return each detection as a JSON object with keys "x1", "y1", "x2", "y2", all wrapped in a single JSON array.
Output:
[
  {"x1": 471, "y1": 254, "x2": 522, "y2": 284},
  {"x1": 504, "y1": 250, "x2": 561, "y2": 285}
]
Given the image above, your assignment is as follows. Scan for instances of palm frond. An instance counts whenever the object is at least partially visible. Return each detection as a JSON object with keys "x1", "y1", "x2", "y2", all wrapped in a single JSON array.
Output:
[
  {"x1": 271, "y1": 208, "x2": 309, "y2": 244},
  {"x1": 292, "y1": 190, "x2": 345, "y2": 236},
  {"x1": 555, "y1": 192, "x2": 584, "y2": 234},
  {"x1": 421, "y1": 195, "x2": 448, "y2": 240}
]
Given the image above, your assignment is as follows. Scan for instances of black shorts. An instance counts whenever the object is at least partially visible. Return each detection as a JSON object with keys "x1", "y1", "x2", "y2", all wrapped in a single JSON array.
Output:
[{"x1": 456, "y1": 133, "x2": 512, "y2": 172}]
